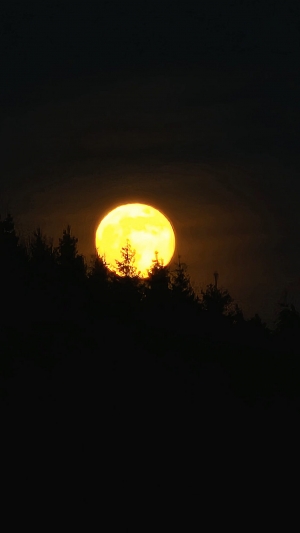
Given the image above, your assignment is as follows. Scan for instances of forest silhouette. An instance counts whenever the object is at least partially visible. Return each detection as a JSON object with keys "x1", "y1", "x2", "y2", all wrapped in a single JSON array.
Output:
[{"x1": 1, "y1": 212, "x2": 300, "y2": 420}]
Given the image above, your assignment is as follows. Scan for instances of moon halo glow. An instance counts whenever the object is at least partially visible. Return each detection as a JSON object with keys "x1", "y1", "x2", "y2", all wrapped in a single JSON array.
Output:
[{"x1": 95, "y1": 203, "x2": 176, "y2": 277}]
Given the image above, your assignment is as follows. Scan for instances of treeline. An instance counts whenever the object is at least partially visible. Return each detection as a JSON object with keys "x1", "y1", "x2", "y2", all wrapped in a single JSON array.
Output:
[
  {"x1": 1, "y1": 213, "x2": 300, "y2": 406},
  {"x1": 1, "y1": 213, "x2": 298, "y2": 341}
]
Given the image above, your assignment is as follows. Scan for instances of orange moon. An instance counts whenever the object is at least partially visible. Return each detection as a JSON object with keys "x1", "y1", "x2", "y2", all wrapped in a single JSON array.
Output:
[{"x1": 95, "y1": 203, "x2": 176, "y2": 277}]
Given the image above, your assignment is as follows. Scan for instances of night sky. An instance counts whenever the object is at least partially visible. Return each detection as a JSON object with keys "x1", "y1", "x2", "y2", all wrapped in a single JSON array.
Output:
[{"x1": 1, "y1": 0, "x2": 299, "y2": 323}]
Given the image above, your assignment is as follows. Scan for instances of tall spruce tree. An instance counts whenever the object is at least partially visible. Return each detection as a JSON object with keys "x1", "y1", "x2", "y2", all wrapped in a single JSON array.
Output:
[
  {"x1": 170, "y1": 256, "x2": 197, "y2": 306},
  {"x1": 115, "y1": 240, "x2": 138, "y2": 278},
  {"x1": 88, "y1": 253, "x2": 111, "y2": 315},
  {"x1": 274, "y1": 303, "x2": 300, "y2": 351},
  {"x1": 145, "y1": 251, "x2": 171, "y2": 310},
  {"x1": 56, "y1": 225, "x2": 86, "y2": 281},
  {"x1": 200, "y1": 283, "x2": 234, "y2": 316},
  {"x1": 113, "y1": 240, "x2": 142, "y2": 317},
  {"x1": 29, "y1": 227, "x2": 56, "y2": 284}
]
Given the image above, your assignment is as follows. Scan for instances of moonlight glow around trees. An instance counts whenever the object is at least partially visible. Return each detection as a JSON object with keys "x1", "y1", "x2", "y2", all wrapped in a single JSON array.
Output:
[{"x1": 95, "y1": 203, "x2": 176, "y2": 277}]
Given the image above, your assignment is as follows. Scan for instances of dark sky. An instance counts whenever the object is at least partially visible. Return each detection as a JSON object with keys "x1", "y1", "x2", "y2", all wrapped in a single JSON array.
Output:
[{"x1": 1, "y1": 0, "x2": 300, "y2": 322}]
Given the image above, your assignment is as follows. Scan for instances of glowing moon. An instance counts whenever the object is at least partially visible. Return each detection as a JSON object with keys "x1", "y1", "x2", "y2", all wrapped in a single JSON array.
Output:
[{"x1": 95, "y1": 203, "x2": 176, "y2": 277}]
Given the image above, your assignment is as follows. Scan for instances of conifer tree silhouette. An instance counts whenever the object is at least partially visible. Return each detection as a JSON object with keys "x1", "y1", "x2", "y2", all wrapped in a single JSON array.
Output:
[
  {"x1": 200, "y1": 283, "x2": 234, "y2": 316},
  {"x1": 89, "y1": 253, "x2": 110, "y2": 284},
  {"x1": 113, "y1": 240, "x2": 142, "y2": 317},
  {"x1": 170, "y1": 255, "x2": 197, "y2": 306},
  {"x1": 53, "y1": 226, "x2": 87, "y2": 323},
  {"x1": 145, "y1": 251, "x2": 171, "y2": 313},
  {"x1": 29, "y1": 227, "x2": 56, "y2": 285},
  {"x1": 87, "y1": 253, "x2": 111, "y2": 316},
  {"x1": 275, "y1": 303, "x2": 300, "y2": 350},
  {"x1": 56, "y1": 225, "x2": 86, "y2": 281},
  {"x1": 30, "y1": 227, "x2": 54, "y2": 263},
  {"x1": 246, "y1": 313, "x2": 270, "y2": 345},
  {"x1": 115, "y1": 239, "x2": 138, "y2": 278},
  {"x1": 25, "y1": 227, "x2": 58, "y2": 322}
]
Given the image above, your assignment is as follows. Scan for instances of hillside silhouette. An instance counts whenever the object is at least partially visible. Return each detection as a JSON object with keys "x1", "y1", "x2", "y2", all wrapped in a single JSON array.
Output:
[
  {"x1": 1, "y1": 213, "x2": 299, "y2": 411},
  {"x1": 1, "y1": 212, "x2": 300, "y2": 492},
  {"x1": 1, "y1": 212, "x2": 299, "y2": 513}
]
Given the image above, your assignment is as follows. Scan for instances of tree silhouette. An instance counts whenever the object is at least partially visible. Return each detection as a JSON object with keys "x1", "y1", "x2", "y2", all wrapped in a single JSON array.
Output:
[
  {"x1": 89, "y1": 253, "x2": 110, "y2": 284},
  {"x1": 248, "y1": 313, "x2": 269, "y2": 334},
  {"x1": 274, "y1": 303, "x2": 300, "y2": 351},
  {"x1": 112, "y1": 240, "x2": 142, "y2": 317},
  {"x1": 244, "y1": 313, "x2": 270, "y2": 347},
  {"x1": 200, "y1": 283, "x2": 234, "y2": 316},
  {"x1": 87, "y1": 253, "x2": 112, "y2": 316},
  {"x1": 198, "y1": 280, "x2": 243, "y2": 341},
  {"x1": 53, "y1": 225, "x2": 87, "y2": 324},
  {"x1": 148, "y1": 252, "x2": 169, "y2": 286},
  {"x1": 227, "y1": 302, "x2": 244, "y2": 326},
  {"x1": 56, "y1": 225, "x2": 86, "y2": 281},
  {"x1": 170, "y1": 256, "x2": 197, "y2": 306},
  {"x1": 115, "y1": 240, "x2": 138, "y2": 278},
  {"x1": 146, "y1": 251, "x2": 170, "y2": 305},
  {"x1": 26, "y1": 227, "x2": 59, "y2": 322},
  {"x1": 29, "y1": 227, "x2": 54, "y2": 261},
  {"x1": 28, "y1": 228, "x2": 56, "y2": 283},
  {"x1": 275, "y1": 303, "x2": 300, "y2": 333}
]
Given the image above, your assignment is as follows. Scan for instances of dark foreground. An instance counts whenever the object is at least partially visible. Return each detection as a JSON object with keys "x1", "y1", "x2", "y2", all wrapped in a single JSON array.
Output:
[{"x1": 1, "y1": 317, "x2": 299, "y2": 525}]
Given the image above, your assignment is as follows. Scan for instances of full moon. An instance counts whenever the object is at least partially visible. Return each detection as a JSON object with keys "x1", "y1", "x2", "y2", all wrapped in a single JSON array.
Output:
[{"x1": 95, "y1": 203, "x2": 176, "y2": 277}]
